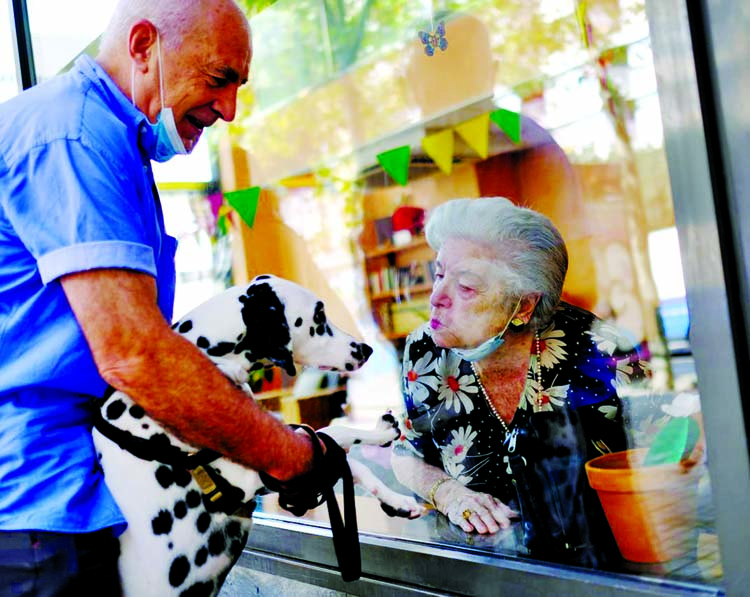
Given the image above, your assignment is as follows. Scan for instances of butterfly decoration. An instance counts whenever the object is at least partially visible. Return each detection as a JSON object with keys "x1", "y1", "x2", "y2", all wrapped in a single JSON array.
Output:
[{"x1": 418, "y1": 20, "x2": 448, "y2": 57}]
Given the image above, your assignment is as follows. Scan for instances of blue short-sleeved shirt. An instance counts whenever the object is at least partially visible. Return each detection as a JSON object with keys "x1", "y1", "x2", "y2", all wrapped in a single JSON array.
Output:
[{"x1": 0, "y1": 56, "x2": 177, "y2": 532}]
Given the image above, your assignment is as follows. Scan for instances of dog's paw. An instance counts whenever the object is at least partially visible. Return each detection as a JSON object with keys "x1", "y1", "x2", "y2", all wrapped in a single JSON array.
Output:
[
  {"x1": 379, "y1": 495, "x2": 426, "y2": 520},
  {"x1": 374, "y1": 410, "x2": 400, "y2": 447},
  {"x1": 214, "y1": 357, "x2": 251, "y2": 387}
]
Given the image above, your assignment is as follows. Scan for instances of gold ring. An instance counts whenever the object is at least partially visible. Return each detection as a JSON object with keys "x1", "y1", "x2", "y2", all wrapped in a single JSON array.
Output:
[{"x1": 462, "y1": 509, "x2": 472, "y2": 520}]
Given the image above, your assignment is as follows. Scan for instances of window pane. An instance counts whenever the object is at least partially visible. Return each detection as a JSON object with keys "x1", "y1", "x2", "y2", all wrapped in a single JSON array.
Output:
[
  {"x1": 232, "y1": 0, "x2": 724, "y2": 592},
  {"x1": 26, "y1": 0, "x2": 118, "y2": 80},
  {"x1": 0, "y1": 3, "x2": 19, "y2": 100}
]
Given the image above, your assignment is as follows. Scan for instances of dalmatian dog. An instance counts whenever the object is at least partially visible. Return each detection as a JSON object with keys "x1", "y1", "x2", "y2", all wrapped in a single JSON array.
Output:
[{"x1": 93, "y1": 274, "x2": 425, "y2": 597}]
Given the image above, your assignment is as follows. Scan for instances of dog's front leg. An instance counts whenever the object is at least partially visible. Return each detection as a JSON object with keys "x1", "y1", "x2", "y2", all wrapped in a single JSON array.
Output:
[
  {"x1": 322, "y1": 412, "x2": 400, "y2": 451},
  {"x1": 349, "y1": 460, "x2": 425, "y2": 519}
]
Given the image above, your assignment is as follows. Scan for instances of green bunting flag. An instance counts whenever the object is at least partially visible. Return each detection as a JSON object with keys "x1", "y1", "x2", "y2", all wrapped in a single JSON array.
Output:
[
  {"x1": 490, "y1": 109, "x2": 522, "y2": 144},
  {"x1": 224, "y1": 186, "x2": 261, "y2": 229},
  {"x1": 377, "y1": 145, "x2": 411, "y2": 186}
]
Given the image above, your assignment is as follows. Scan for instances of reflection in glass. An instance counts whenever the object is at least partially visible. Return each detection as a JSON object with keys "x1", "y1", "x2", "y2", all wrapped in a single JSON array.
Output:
[{"x1": 218, "y1": 0, "x2": 719, "y2": 591}]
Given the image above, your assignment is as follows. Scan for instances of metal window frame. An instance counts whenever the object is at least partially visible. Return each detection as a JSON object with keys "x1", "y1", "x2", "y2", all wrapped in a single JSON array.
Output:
[{"x1": 8, "y1": 0, "x2": 36, "y2": 90}]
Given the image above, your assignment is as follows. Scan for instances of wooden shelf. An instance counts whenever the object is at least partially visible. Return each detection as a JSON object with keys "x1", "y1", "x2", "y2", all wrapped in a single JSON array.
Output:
[
  {"x1": 370, "y1": 283, "x2": 433, "y2": 301},
  {"x1": 364, "y1": 236, "x2": 429, "y2": 259}
]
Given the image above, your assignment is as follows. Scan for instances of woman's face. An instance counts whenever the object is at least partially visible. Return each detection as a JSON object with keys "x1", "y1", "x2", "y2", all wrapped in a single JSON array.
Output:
[{"x1": 429, "y1": 237, "x2": 516, "y2": 349}]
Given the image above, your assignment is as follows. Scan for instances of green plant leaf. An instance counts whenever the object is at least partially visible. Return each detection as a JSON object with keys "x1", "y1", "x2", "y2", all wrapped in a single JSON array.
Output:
[{"x1": 644, "y1": 417, "x2": 700, "y2": 466}]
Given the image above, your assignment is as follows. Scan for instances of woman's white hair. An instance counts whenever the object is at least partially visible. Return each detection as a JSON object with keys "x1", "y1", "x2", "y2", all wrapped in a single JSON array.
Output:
[{"x1": 425, "y1": 197, "x2": 568, "y2": 328}]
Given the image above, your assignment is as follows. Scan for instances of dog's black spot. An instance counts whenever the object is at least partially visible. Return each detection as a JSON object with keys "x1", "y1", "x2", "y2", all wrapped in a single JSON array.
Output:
[
  {"x1": 208, "y1": 531, "x2": 226, "y2": 556},
  {"x1": 229, "y1": 538, "x2": 244, "y2": 559},
  {"x1": 295, "y1": 317, "x2": 303, "y2": 327},
  {"x1": 171, "y1": 322, "x2": 179, "y2": 330},
  {"x1": 181, "y1": 581, "x2": 215, "y2": 597},
  {"x1": 234, "y1": 281, "x2": 296, "y2": 376},
  {"x1": 226, "y1": 520, "x2": 243, "y2": 539},
  {"x1": 207, "y1": 342, "x2": 236, "y2": 357},
  {"x1": 309, "y1": 326, "x2": 315, "y2": 337},
  {"x1": 174, "y1": 468, "x2": 192, "y2": 488},
  {"x1": 148, "y1": 433, "x2": 173, "y2": 454},
  {"x1": 316, "y1": 324, "x2": 325, "y2": 336},
  {"x1": 174, "y1": 501, "x2": 188, "y2": 519},
  {"x1": 345, "y1": 363, "x2": 354, "y2": 371},
  {"x1": 194, "y1": 547, "x2": 208, "y2": 567},
  {"x1": 142, "y1": 423, "x2": 150, "y2": 430},
  {"x1": 236, "y1": 333, "x2": 243, "y2": 341},
  {"x1": 169, "y1": 542, "x2": 173, "y2": 550},
  {"x1": 196, "y1": 336, "x2": 210, "y2": 349},
  {"x1": 196, "y1": 512, "x2": 211, "y2": 534},
  {"x1": 255, "y1": 274, "x2": 271, "y2": 281},
  {"x1": 105, "y1": 400, "x2": 126, "y2": 420},
  {"x1": 156, "y1": 466, "x2": 174, "y2": 489},
  {"x1": 152, "y1": 510, "x2": 173, "y2": 535},
  {"x1": 169, "y1": 555, "x2": 190, "y2": 587},
  {"x1": 326, "y1": 324, "x2": 333, "y2": 336},
  {"x1": 248, "y1": 361, "x2": 263, "y2": 371},
  {"x1": 178, "y1": 320, "x2": 193, "y2": 334},
  {"x1": 313, "y1": 302, "x2": 326, "y2": 324},
  {"x1": 353, "y1": 439, "x2": 362, "y2": 444},
  {"x1": 129, "y1": 404, "x2": 145, "y2": 419},
  {"x1": 186, "y1": 490, "x2": 202, "y2": 509}
]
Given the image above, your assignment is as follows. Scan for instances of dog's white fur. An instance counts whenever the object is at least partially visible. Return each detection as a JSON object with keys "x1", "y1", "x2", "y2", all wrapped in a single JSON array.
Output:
[{"x1": 93, "y1": 275, "x2": 424, "y2": 597}]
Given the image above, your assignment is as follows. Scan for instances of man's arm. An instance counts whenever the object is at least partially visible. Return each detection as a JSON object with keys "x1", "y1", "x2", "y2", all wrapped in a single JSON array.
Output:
[{"x1": 61, "y1": 268, "x2": 314, "y2": 481}]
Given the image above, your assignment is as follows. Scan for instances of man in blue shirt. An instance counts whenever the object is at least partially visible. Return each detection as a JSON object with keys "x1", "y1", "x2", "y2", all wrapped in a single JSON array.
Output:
[{"x1": 0, "y1": 1, "x2": 322, "y2": 594}]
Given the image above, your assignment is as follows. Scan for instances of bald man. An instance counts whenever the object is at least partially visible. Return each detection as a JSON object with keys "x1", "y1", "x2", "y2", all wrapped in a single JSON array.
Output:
[{"x1": 0, "y1": 2, "x2": 320, "y2": 594}]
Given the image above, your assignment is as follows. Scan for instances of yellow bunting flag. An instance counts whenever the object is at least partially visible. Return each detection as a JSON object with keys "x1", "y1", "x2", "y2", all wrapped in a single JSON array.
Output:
[
  {"x1": 454, "y1": 113, "x2": 490, "y2": 159},
  {"x1": 421, "y1": 129, "x2": 454, "y2": 175},
  {"x1": 490, "y1": 109, "x2": 522, "y2": 144},
  {"x1": 225, "y1": 186, "x2": 261, "y2": 229},
  {"x1": 377, "y1": 145, "x2": 412, "y2": 186}
]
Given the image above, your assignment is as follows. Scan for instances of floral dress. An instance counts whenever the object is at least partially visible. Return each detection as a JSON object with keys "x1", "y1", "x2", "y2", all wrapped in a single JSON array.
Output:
[{"x1": 396, "y1": 302, "x2": 648, "y2": 565}]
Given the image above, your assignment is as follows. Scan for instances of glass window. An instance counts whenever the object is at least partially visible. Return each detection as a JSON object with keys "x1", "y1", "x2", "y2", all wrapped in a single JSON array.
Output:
[
  {"x1": 25, "y1": 0, "x2": 118, "y2": 80},
  {"x1": 227, "y1": 0, "x2": 724, "y2": 593},
  {"x1": 0, "y1": 2, "x2": 20, "y2": 101}
]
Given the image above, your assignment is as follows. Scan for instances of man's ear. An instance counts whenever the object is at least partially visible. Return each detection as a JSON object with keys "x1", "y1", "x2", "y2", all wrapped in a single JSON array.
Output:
[{"x1": 129, "y1": 19, "x2": 158, "y2": 73}]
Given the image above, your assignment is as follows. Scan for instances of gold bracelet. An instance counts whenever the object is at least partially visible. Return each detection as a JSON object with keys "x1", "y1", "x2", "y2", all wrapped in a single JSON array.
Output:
[{"x1": 427, "y1": 476, "x2": 452, "y2": 506}]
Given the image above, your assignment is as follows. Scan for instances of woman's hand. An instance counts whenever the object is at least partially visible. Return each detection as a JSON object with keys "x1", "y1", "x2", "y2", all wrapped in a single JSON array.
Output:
[{"x1": 434, "y1": 479, "x2": 518, "y2": 534}]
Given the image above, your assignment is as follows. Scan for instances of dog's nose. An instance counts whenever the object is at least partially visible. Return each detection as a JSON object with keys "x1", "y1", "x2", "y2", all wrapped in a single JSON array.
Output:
[{"x1": 360, "y1": 343, "x2": 373, "y2": 362}]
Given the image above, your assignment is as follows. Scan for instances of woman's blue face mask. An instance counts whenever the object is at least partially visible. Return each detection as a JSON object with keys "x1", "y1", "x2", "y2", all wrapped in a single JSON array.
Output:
[{"x1": 131, "y1": 32, "x2": 187, "y2": 162}]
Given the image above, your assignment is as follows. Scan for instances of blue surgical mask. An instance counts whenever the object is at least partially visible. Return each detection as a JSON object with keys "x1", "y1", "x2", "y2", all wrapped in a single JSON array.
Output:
[
  {"x1": 131, "y1": 32, "x2": 187, "y2": 162},
  {"x1": 453, "y1": 299, "x2": 523, "y2": 362}
]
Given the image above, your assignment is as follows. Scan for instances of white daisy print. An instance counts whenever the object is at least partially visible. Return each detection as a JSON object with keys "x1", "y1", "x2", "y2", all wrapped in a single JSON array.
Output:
[
  {"x1": 538, "y1": 325, "x2": 568, "y2": 368},
  {"x1": 441, "y1": 425, "x2": 478, "y2": 467},
  {"x1": 436, "y1": 351, "x2": 478, "y2": 414},
  {"x1": 585, "y1": 321, "x2": 630, "y2": 355},
  {"x1": 403, "y1": 351, "x2": 439, "y2": 406},
  {"x1": 443, "y1": 459, "x2": 473, "y2": 484}
]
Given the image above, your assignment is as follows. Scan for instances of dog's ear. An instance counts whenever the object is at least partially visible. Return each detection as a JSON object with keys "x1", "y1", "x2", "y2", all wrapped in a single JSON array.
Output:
[{"x1": 270, "y1": 348, "x2": 296, "y2": 377}]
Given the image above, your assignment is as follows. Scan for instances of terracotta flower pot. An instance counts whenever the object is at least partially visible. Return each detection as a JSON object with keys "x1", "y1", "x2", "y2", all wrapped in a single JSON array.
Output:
[{"x1": 585, "y1": 448, "x2": 704, "y2": 563}]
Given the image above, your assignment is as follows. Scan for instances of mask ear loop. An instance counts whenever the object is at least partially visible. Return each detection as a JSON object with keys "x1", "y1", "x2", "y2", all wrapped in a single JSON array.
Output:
[
  {"x1": 130, "y1": 61, "x2": 136, "y2": 107},
  {"x1": 156, "y1": 31, "x2": 165, "y2": 111}
]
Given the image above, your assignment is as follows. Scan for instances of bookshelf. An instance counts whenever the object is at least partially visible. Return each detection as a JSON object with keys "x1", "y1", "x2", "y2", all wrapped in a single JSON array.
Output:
[{"x1": 362, "y1": 235, "x2": 436, "y2": 343}]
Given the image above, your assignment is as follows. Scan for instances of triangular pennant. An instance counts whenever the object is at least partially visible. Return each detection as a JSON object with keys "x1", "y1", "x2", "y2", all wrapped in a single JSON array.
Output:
[
  {"x1": 224, "y1": 186, "x2": 261, "y2": 229},
  {"x1": 490, "y1": 108, "x2": 522, "y2": 144},
  {"x1": 422, "y1": 129, "x2": 454, "y2": 175},
  {"x1": 376, "y1": 145, "x2": 411, "y2": 186},
  {"x1": 454, "y1": 113, "x2": 490, "y2": 159}
]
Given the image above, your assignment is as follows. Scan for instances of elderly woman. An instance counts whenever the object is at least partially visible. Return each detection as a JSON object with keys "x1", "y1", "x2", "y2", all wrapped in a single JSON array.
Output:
[{"x1": 392, "y1": 197, "x2": 646, "y2": 568}]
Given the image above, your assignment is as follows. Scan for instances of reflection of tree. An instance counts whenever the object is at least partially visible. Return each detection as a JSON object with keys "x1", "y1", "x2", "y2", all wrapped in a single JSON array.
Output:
[{"x1": 575, "y1": 0, "x2": 672, "y2": 387}]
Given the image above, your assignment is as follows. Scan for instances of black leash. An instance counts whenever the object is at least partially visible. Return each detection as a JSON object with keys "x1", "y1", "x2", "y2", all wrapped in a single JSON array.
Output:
[{"x1": 259, "y1": 425, "x2": 361, "y2": 582}]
